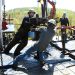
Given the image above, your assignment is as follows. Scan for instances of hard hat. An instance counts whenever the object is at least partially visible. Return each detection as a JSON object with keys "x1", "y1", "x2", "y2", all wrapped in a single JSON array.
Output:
[
  {"x1": 63, "y1": 12, "x2": 67, "y2": 16},
  {"x1": 63, "y1": 12, "x2": 66, "y2": 15},
  {"x1": 48, "y1": 19, "x2": 56, "y2": 26},
  {"x1": 28, "y1": 9, "x2": 35, "y2": 14}
]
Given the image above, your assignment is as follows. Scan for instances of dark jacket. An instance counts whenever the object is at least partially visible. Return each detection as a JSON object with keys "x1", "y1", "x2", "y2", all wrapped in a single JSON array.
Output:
[
  {"x1": 19, "y1": 17, "x2": 31, "y2": 32},
  {"x1": 15, "y1": 17, "x2": 33, "y2": 39},
  {"x1": 60, "y1": 18, "x2": 69, "y2": 26}
]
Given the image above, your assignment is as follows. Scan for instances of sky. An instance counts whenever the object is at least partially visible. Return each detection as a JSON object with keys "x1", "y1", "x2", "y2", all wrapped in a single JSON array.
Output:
[{"x1": 4, "y1": 0, "x2": 75, "y2": 12}]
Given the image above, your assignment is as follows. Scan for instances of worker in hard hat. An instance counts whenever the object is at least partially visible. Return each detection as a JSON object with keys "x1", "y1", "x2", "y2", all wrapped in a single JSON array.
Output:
[
  {"x1": 60, "y1": 12, "x2": 69, "y2": 42},
  {"x1": 3, "y1": 9, "x2": 36, "y2": 57}
]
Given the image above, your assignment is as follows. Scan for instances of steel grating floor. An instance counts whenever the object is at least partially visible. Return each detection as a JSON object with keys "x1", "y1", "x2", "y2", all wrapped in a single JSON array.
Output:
[{"x1": 0, "y1": 40, "x2": 75, "y2": 75}]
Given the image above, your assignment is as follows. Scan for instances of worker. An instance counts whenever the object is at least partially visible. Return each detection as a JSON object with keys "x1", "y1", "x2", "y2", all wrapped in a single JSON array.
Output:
[
  {"x1": 3, "y1": 9, "x2": 36, "y2": 57},
  {"x1": 60, "y1": 12, "x2": 69, "y2": 42}
]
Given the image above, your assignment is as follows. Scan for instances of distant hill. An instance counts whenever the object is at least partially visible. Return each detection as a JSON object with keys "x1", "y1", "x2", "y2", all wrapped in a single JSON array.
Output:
[{"x1": 6, "y1": 7, "x2": 75, "y2": 31}]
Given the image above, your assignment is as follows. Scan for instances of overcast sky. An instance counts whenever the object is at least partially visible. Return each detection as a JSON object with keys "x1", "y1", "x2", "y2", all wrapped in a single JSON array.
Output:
[{"x1": 5, "y1": 0, "x2": 75, "y2": 11}]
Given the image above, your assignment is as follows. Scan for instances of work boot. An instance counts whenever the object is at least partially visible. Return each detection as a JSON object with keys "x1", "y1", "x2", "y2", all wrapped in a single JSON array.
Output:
[
  {"x1": 40, "y1": 61, "x2": 45, "y2": 67},
  {"x1": 0, "y1": 47, "x2": 3, "y2": 51},
  {"x1": 12, "y1": 63, "x2": 18, "y2": 70},
  {"x1": 3, "y1": 50, "x2": 9, "y2": 55},
  {"x1": 14, "y1": 52, "x2": 21, "y2": 58},
  {"x1": 34, "y1": 54, "x2": 39, "y2": 60},
  {"x1": 34, "y1": 51, "x2": 40, "y2": 60}
]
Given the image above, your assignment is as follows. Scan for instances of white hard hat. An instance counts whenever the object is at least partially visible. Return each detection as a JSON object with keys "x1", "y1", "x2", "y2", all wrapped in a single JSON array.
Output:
[
  {"x1": 48, "y1": 19, "x2": 56, "y2": 26},
  {"x1": 63, "y1": 12, "x2": 67, "y2": 17},
  {"x1": 28, "y1": 9, "x2": 35, "y2": 14},
  {"x1": 63, "y1": 12, "x2": 66, "y2": 15}
]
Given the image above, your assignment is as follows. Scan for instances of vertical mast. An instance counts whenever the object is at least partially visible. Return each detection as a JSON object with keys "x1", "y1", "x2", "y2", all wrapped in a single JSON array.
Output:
[
  {"x1": 0, "y1": 0, "x2": 4, "y2": 74},
  {"x1": 43, "y1": 0, "x2": 47, "y2": 18},
  {"x1": 38, "y1": 0, "x2": 47, "y2": 18},
  {"x1": 0, "y1": 0, "x2": 3, "y2": 47}
]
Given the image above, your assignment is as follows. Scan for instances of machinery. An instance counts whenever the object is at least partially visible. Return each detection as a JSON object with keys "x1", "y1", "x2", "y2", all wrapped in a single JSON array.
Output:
[
  {"x1": 38, "y1": 0, "x2": 56, "y2": 18},
  {"x1": 28, "y1": 0, "x2": 56, "y2": 40}
]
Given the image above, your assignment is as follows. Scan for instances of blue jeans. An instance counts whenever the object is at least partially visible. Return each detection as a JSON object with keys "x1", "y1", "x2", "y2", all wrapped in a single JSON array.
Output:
[{"x1": 13, "y1": 45, "x2": 44, "y2": 64}]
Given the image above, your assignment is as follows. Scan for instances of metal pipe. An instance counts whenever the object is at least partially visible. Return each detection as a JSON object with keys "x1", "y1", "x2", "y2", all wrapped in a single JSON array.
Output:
[{"x1": 0, "y1": 0, "x2": 3, "y2": 46}]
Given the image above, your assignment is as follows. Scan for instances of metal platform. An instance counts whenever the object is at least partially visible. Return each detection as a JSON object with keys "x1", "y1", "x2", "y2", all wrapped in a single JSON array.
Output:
[{"x1": 0, "y1": 40, "x2": 75, "y2": 75}]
